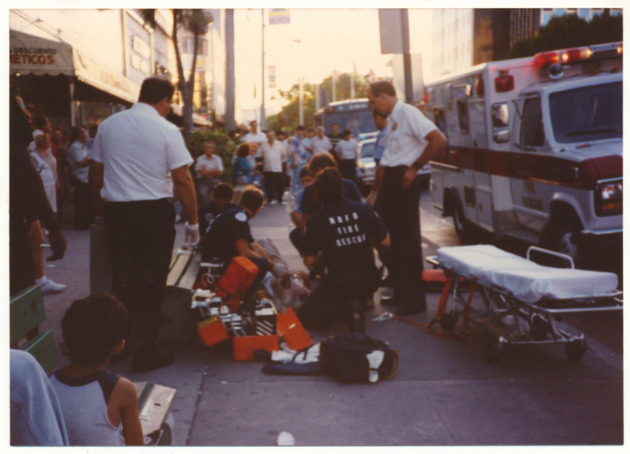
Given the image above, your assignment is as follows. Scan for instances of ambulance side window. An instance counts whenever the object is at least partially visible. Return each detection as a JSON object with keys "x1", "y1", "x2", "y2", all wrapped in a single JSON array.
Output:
[
  {"x1": 519, "y1": 97, "x2": 544, "y2": 147},
  {"x1": 456, "y1": 98, "x2": 468, "y2": 134},
  {"x1": 491, "y1": 103, "x2": 509, "y2": 143},
  {"x1": 433, "y1": 108, "x2": 448, "y2": 141}
]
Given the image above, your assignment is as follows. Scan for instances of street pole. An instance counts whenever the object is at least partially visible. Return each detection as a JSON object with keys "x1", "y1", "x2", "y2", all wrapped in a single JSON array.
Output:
[
  {"x1": 260, "y1": 9, "x2": 266, "y2": 130},
  {"x1": 401, "y1": 8, "x2": 413, "y2": 104},
  {"x1": 299, "y1": 76, "x2": 304, "y2": 125},
  {"x1": 225, "y1": 9, "x2": 236, "y2": 134}
]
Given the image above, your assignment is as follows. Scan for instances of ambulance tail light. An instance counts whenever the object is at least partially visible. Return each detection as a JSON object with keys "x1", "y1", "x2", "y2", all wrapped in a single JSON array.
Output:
[
  {"x1": 595, "y1": 179, "x2": 623, "y2": 216},
  {"x1": 475, "y1": 75, "x2": 484, "y2": 96},
  {"x1": 494, "y1": 70, "x2": 514, "y2": 93}
]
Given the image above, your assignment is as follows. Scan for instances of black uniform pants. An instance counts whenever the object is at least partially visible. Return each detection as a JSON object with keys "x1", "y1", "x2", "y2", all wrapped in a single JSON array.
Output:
[
  {"x1": 103, "y1": 199, "x2": 175, "y2": 354},
  {"x1": 71, "y1": 178, "x2": 94, "y2": 230},
  {"x1": 297, "y1": 280, "x2": 373, "y2": 331},
  {"x1": 376, "y1": 166, "x2": 425, "y2": 307}
]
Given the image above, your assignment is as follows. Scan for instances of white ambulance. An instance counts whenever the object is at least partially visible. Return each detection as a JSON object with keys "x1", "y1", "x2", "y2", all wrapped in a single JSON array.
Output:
[{"x1": 425, "y1": 42, "x2": 622, "y2": 267}]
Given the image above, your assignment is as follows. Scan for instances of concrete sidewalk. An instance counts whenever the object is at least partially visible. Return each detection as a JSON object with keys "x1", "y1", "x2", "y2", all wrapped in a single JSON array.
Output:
[{"x1": 40, "y1": 202, "x2": 624, "y2": 447}]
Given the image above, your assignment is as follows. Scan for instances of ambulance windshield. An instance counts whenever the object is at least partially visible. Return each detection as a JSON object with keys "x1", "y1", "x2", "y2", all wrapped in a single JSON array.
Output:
[{"x1": 549, "y1": 82, "x2": 622, "y2": 144}]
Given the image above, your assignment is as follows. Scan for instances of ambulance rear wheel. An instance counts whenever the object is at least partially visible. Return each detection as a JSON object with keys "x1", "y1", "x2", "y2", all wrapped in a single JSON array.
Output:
[{"x1": 453, "y1": 201, "x2": 471, "y2": 241}]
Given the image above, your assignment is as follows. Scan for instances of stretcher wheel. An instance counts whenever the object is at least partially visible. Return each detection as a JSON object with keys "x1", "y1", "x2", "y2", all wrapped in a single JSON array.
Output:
[
  {"x1": 484, "y1": 340, "x2": 505, "y2": 364},
  {"x1": 439, "y1": 311, "x2": 458, "y2": 332},
  {"x1": 565, "y1": 338, "x2": 588, "y2": 362}
]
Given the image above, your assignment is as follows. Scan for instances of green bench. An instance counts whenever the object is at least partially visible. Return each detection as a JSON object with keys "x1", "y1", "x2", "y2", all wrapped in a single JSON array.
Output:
[{"x1": 10, "y1": 285, "x2": 57, "y2": 373}]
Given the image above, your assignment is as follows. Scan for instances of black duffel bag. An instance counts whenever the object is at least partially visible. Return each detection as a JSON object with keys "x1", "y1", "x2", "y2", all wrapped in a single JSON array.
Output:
[{"x1": 319, "y1": 333, "x2": 398, "y2": 383}]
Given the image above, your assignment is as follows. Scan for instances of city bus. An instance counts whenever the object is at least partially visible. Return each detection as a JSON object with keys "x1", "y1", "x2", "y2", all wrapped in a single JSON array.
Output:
[{"x1": 314, "y1": 98, "x2": 377, "y2": 139}]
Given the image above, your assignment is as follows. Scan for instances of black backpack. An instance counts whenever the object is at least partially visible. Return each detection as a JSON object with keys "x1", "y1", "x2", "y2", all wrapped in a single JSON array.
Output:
[{"x1": 319, "y1": 333, "x2": 398, "y2": 383}]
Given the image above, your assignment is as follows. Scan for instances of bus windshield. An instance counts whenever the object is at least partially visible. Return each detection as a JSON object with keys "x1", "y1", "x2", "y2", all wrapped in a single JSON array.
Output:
[
  {"x1": 549, "y1": 82, "x2": 622, "y2": 144},
  {"x1": 316, "y1": 101, "x2": 377, "y2": 138}
]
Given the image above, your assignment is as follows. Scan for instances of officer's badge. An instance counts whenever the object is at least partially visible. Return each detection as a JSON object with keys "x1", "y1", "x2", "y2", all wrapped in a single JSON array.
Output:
[
  {"x1": 392, "y1": 122, "x2": 398, "y2": 131},
  {"x1": 235, "y1": 212, "x2": 247, "y2": 222}
]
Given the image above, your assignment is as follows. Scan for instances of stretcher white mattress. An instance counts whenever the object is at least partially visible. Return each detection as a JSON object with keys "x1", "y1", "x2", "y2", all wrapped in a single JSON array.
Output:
[{"x1": 436, "y1": 245, "x2": 618, "y2": 303}]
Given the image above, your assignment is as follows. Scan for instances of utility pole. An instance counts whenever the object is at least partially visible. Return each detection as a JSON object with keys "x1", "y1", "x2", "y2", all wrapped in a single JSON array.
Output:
[
  {"x1": 260, "y1": 9, "x2": 266, "y2": 130},
  {"x1": 401, "y1": 9, "x2": 413, "y2": 104},
  {"x1": 225, "y1": 9, "x2": 236, "y2": 134}
]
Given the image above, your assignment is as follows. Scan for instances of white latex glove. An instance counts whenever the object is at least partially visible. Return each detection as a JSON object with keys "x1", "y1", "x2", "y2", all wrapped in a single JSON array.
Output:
[{"x1": 184, "y1": 222, "x2": 200, "y2": 248}]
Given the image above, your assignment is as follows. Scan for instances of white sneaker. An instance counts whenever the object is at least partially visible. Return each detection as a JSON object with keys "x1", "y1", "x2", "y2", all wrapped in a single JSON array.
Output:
[
  {"x1": 270, "y1": 200, "x2": 277, "y2": 205},
  {"x1": 40, "y1": 278, "x2": 66, "y2": 294}
]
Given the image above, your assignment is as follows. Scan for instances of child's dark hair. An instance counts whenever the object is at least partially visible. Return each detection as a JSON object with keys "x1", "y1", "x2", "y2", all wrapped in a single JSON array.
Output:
[
  {"x1": 61, "y1": 294, "x2": 128, "y2": 365},
  {"x1": 298, "y1": 166, "x2": 312, "y2": 179},
  {"x1": 213, "y1": 182, "x2": 234, "y2": 201}
]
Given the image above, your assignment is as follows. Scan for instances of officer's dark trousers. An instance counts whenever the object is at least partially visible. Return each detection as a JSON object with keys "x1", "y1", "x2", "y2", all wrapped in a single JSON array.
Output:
[
  {"x1": 297, "y1": 280, "x2": 373, "y2": 330},
  {"x1": 376, "y1": 166, "x2": 425, "y2": 307},
  {"x1": 103, "y1": 199, "x2": 175, "y2": 354}
]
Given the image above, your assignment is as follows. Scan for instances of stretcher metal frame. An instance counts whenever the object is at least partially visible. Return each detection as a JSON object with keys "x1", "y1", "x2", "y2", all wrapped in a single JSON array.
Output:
[{"x1": 426, "y1": 246, "x2": 623, "y2": 363}]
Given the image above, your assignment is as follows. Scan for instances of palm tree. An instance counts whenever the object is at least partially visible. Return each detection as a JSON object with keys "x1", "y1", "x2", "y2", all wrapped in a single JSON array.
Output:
[{"x1": 141, "y1": 9, "x2": 213, "y2": 138}]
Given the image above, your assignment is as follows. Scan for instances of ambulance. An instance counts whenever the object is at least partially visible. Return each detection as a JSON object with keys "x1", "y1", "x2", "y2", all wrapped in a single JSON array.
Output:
[{"x1": 425, "y1": 42, "x2": 622, "y2": 266}]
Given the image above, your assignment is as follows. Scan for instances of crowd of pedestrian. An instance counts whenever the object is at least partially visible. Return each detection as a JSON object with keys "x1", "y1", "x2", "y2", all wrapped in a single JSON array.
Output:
[{"x1": 10, "y1": 74, "x2": 447, "y2": 446}]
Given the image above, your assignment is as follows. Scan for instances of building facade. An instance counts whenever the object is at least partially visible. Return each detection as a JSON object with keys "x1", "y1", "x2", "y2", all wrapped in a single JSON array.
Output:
[
  {"x1": 10, "y1": 8, "x2": 216, "y2": 131},
  {"x1": 430, "y1": 8, "x2": 622, "y2": 80}
]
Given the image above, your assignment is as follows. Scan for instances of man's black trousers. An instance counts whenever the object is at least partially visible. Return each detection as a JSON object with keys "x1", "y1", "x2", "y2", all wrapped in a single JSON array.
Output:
[
  {"x1": 297, "y1": 280, "x2": 373, "y2": 330},
  {"x1": 103, "y1": 198, "x2": 175, "y2": 354},
  {"x1": 376, "y1": 166, "x2": 425, "y2": 307}
]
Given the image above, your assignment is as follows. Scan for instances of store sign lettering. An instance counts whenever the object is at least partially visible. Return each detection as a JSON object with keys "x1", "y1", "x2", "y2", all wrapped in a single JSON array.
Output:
[
  {"x1": 10, "y1": 53, "x2": 55, "y2": 65},
  {"x1": 10, "y1": 46, "x2": 57, "y2": 65}
]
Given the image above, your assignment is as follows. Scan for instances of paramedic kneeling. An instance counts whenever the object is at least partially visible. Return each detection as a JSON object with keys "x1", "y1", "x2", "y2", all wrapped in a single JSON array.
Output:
[
  {"x1": 298, "y1": 168, "x2": 390, "y2": 333},
  {"x1": 201, "y1": 185, "x2": 271, "y2": 295}
]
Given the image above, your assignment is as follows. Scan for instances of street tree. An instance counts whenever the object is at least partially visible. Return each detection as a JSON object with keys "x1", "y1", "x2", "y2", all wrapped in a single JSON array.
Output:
[
  {"x1": 508, "y1": 10, "x2": 622, "y2": 58},
  {"x1": 267, "y1": 71, "x2": 372, "y2": 132},
  {"x1": 267, "y1": 81, "x2": 317, "y2": 133},
  {"x1": 141, "y1": 9, "x2": 213, "y2": 139}
]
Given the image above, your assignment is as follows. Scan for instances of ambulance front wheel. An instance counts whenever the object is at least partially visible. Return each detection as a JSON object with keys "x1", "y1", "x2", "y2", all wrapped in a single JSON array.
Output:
[{"x1": 540, "y1": 221, "x2": 581, "y2": 265}]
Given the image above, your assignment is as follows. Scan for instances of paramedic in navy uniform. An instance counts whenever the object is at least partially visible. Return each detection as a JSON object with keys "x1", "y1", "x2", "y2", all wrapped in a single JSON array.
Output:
[
  {"x1": 89, "y1": 76, "x2": 200, "y2": 373},
  {"x1": 366, "y1": 80, "x2": 446, "y2": 316},
  {"x1": 298, "y1": 168, "x2": 390, "y2": 332},
  {"x1": 201, "y1": 185, "x2": 272, "y2": 296}
]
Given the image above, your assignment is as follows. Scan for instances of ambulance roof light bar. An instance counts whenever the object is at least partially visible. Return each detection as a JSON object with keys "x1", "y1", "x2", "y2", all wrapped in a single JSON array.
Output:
[{"x1": 534, "y1": 42, "x2": 623, "y2": 73}]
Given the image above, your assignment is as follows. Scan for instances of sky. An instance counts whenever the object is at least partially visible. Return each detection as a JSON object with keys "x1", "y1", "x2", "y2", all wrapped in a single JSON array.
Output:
[{"x1": 234, "y1": 8, "x2": 433, "y2": 119}]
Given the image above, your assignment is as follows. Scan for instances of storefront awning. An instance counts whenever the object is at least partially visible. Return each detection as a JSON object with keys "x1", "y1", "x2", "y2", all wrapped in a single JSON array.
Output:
[
  {"x1": 170, "y1": 104, "x2": 211, "y2": 127},
  {"x1": 10, "y1": 29, "x2": 139, "y2": 104}
]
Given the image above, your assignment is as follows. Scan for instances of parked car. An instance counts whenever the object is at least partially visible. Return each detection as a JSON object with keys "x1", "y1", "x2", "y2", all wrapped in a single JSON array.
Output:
[
  {"x1": 356, "y1": 138, "x2": 376, "y2": 196},
  {"x1": 356, "y1": 138, "x2": 431, "y2": 196}
]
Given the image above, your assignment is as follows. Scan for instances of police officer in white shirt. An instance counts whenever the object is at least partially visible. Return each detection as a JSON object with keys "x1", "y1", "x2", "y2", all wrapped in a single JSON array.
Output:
[
  {"x1": 366, "y1": 80, "x2": 446, "y2": 316},
  {"x1": 89, "y1": 76, "x2": 199, "y2": 373}
]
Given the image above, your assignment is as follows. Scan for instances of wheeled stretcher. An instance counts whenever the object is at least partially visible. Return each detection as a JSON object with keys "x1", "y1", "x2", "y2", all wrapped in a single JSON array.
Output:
[{"x1": 426, "y1": 245, "x2": 622, "y2": 363}]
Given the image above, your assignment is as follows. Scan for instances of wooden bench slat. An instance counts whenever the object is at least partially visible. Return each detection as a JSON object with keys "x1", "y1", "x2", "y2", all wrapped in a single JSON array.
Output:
[
  {"x1": 178, "y1": 253, "x2": 202, "y2": 289},
  {"x1": 138, "y1": 384, "x2": 177, "y2": 436},
  {"x1": 167, "y1": 250, "x2": 194, "y2": 287}
]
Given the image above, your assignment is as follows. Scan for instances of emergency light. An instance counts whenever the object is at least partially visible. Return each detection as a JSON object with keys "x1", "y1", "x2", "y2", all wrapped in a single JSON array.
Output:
[
  {"x1": 533, "y1": 42, "x2": 623, "y2": 72},
  {"x1": 494, "y1": 70, "x2": 514, "y2": 93}
]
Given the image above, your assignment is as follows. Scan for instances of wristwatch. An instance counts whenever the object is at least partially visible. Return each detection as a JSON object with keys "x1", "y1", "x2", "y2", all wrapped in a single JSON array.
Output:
[{"x1": 410, "y1": 161, "x2": 422, "y2": 170}]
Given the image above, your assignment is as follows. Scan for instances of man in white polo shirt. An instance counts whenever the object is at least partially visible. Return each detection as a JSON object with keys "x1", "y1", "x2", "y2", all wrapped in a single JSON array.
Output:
[
  {"x1": 259, "y1": 130, "x2": 286, "y2": 205},
  {"x1": 89, "y1": 76, "x2": 199, "y2": 373},
  {"x1": 366, "y1": 80, "x2": 446, "y2": 316}
]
